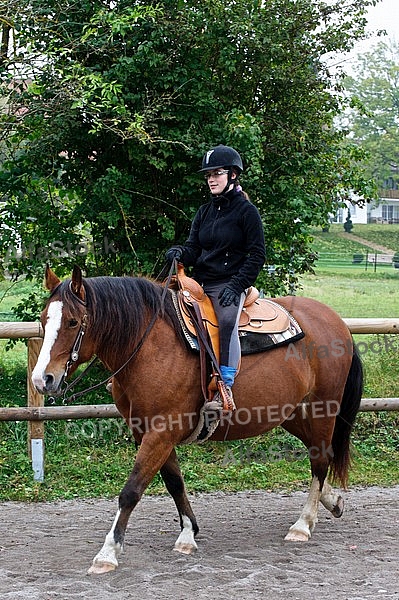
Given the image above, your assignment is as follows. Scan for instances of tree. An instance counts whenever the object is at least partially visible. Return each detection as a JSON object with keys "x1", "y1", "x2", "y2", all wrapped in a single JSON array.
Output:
[
  {"x1": 344, "y1": 210, "x2": 353, "y2": 232},
  {"x1": 0, "y1": 0, "x2": 376, "y2": 295},
  {"x1": 343, "y1": 40, "x2": 399, "y2": 191}
]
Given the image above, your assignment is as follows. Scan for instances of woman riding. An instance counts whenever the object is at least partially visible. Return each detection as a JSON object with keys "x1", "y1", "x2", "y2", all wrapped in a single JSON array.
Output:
[{"x1": 166, "y1": 144, "x2": 266, "y2": 411}]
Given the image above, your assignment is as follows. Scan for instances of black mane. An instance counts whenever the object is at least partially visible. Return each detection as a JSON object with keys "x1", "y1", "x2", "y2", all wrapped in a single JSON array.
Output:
[{"x1": 56, "y1": 276, "x2": 184, "y2": 357}]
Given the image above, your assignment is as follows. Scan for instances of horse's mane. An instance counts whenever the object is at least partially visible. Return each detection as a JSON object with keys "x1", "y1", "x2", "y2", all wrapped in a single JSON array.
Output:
[{"x1": 55, "y1": 276, "x2": 185, "y2": 357}]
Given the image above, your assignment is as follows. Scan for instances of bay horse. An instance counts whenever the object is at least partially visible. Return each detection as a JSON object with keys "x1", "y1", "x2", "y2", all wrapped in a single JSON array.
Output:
[{"x1": 32, "y1": 265, "x2": 363, "y2": 574}]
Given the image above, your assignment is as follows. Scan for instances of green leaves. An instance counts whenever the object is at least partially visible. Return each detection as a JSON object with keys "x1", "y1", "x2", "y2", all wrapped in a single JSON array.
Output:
[
  {"x1": 0, "y1": 0, "x2": 377, "y2": 289},
  {"x1": 344, "y1": 40, "x2": 399, "y2": 193}
]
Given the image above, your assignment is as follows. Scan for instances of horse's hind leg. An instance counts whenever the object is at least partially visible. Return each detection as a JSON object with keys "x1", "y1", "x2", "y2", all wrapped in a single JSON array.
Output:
[
  {"x1": 284, "y1": 477, "x2": 344, "y2": 542},
  {"x1": 320, "y1": 480, "x2": 344, "y2": 518},
  {"x1": 282, "y1": 407, "x2": 334, "y2": 542},
  {"x1": 160, "y1": 449, "x2": 199, "y2": 555},
  {"x1": 284, "y1": 475, "x2": 322, "y2": 541}
]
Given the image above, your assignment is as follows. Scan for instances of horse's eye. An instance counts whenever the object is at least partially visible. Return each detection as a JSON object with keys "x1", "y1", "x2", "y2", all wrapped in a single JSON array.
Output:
[{"x1": 68, "y1": 319, "x2": 78, "y2": 328}]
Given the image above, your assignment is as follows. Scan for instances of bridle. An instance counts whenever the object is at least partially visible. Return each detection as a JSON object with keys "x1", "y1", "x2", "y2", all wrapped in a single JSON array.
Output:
[
  {"x1": 64, "y1": 284, "x2": 88, "y2": 374},
  {"x1": 48, "y1": 263, "x2": 175, "y2": 405}
]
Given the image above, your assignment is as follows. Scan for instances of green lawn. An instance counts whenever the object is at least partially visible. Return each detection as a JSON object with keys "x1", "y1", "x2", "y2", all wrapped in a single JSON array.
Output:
[
  {"x1": 311, "y1": 223, "x2": 399, "y2": 254},
  {"x1": 348, "y1": 223, "x2": 399, "y2": 252},
  {"x1": 0, "y1": 278, "x2": 36, "y2": 321},
  {"x1": 298, "y1": 271, "x2": 399, "y2": 318}
]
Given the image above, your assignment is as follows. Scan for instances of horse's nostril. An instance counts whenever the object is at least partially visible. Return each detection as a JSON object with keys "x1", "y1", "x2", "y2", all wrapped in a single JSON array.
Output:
[{"x1": 44, "y1": 373, "x2": 55, "y2": 388}]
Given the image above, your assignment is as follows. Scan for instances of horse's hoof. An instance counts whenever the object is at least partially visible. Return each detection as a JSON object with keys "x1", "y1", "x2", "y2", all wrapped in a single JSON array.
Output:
[
  {"x1": 284, "y1": 529, "x2": 310, "y2": 542},
  {"x1": 87, "y1": 561, "x2": 117, "y2": 574},
  {"x1": 331, "y1": 496, "x2": 344, "y2": 518},
  {"x1": 173, "y1": 542, "x2": 197, "y2": 555}
]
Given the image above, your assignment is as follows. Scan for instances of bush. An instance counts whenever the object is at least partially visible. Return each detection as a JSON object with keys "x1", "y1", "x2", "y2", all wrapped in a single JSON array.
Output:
[
  {"x1": 392, "y1": 253, "x2": 399, "y2": 268},
  {"x1": 352, "y1": 253, "x2": 364, "y2": 264}
]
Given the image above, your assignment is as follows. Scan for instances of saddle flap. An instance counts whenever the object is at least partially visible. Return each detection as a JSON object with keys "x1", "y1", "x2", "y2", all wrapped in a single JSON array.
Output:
[{"x1": 175, "y1": 276, "x2": 220, "y2": 362}]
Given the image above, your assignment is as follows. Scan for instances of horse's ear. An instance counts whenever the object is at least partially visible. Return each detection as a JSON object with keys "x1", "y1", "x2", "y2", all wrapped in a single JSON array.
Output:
[
  {"x1": 71, "y1": 265, "x2": 86, "y2": 303},
  {"x1": 45, "y1": 265, "x2": 61, "y2": 292}
]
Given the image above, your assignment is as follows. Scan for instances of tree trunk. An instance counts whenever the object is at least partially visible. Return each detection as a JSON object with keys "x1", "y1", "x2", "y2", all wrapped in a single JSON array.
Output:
[{"x1": 0, "y1": 23, "x2": 11, "y2": 67}]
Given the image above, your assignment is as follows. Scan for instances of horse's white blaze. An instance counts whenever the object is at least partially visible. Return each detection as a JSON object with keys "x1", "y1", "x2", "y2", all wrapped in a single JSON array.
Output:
[
  {"x1": 89, "y1": 509, "x2": 122, "y2": 572},
  {"x1": 31, "y1": 300, "x2": 63, "y2": 388},
  {"x1": 174, "y1": 515, "x2": 198, "y2": 554}
]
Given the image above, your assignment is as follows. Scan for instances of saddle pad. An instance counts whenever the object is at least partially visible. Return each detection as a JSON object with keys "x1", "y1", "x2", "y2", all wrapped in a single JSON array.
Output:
[
  {"x1": 238, "y1": 324, "x2": 304, "y2": 355},
  {"x1": 171, "y1": 290, "x2": 304, "y2": 355}
]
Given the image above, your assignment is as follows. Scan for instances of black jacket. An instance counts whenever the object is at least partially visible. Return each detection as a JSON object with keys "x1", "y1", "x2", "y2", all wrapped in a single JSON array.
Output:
[{"x1": 180, "y1": 188, "x2": 266, "y2": 294}]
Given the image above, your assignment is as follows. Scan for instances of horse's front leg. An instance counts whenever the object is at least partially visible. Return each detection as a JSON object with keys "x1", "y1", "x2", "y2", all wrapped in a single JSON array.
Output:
[
  {"x1": 160, "y1": 449, "x2": 199, "y2": 555},
  {"x1": 88, "y1": 431, "x2": 174, "y2": 574}
]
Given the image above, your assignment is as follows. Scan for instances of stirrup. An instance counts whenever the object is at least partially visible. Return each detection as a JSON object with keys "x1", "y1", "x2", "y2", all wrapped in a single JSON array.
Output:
[{"x1": 204, "y1": 383, "x2": 236, "y2": 413}]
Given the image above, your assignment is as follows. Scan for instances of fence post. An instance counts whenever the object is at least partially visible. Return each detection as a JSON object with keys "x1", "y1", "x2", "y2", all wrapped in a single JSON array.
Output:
[{"x1": 27, "y1": 337, "x2": 44, "y2": 482}]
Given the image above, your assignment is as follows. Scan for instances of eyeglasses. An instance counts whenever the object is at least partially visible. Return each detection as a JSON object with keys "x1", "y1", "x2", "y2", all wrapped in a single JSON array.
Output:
[{"x1": 203, "y1": 169, "x2": 229, "y2": 179}]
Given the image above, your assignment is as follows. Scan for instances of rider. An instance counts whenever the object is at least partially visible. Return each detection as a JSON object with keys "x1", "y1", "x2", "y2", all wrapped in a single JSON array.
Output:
[{"x1": 165, "y1": 144, "x2": 266, "y2": 410}]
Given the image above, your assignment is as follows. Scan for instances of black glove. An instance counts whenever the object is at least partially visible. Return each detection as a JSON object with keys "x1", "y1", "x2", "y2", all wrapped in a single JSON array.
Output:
[
  {"x1": 165, "y1": 247, "x2": 183, "y2": 263},
  {"x1": 218, "y1": 287, "x2": 240, "y2": 307}
]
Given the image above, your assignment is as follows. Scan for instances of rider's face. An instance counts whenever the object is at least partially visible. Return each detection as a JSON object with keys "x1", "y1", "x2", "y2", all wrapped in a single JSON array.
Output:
[{"x1": 205, "y1": 169, "x2": 236, "y2": 195}]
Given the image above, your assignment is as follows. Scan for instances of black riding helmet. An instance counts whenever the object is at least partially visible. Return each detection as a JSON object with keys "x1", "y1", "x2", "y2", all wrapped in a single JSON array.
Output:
[
  {"x1": 200, "y1": 145, "x2": 244, "y2": 196},
  {"x1": 200, "y1": 144, "x2": 243, "y2": 174}
]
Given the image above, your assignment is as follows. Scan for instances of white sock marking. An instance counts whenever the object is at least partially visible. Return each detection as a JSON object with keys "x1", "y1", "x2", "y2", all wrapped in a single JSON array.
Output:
[
  {"x1": 92, "y1": 509, "x2": 122, "y2": 568},
  {"x1": 174, "y1": 515, "x2": 198, "y2": 552}
]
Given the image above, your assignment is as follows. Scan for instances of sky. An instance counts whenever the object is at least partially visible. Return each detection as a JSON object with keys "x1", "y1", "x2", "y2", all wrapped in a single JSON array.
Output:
[
  {"x1": 350, "y1": 0, "x2": 398, "y2": 59},
  {"x1": 328, "y1": 0, "x2": 398, "y2": 73}
]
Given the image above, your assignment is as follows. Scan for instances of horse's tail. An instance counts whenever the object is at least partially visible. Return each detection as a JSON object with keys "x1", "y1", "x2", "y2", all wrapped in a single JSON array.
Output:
[{"x1": 330, "y1": 344, "x2": 363, "y2": 488}]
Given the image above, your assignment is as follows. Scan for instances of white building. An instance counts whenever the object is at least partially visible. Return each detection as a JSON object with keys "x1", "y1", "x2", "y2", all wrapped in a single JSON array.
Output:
[{"x1": 333, "y1": 191, "x2": 399, "y2": 224}]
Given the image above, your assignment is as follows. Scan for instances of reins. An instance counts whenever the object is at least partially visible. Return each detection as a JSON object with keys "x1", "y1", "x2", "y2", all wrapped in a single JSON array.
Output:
[{"x1": 51, "y1": 262, "x2": 176, "y2": 405}]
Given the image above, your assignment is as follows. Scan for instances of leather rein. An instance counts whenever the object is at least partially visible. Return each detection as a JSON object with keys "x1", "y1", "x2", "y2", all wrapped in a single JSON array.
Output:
[{"x1": 50, "y1": 263, "x2": 175, "y2": 405}]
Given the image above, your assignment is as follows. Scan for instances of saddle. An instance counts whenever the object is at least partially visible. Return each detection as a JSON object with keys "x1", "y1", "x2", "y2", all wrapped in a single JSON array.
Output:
[{"x1": 171, "y1": 265, "x2": 302, "y2": 363}]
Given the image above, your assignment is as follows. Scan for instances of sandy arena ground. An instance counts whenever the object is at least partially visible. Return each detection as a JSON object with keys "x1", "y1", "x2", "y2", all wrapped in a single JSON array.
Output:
[{"x1": 0, "y1": 486, "x2": 398, "y2": 600}]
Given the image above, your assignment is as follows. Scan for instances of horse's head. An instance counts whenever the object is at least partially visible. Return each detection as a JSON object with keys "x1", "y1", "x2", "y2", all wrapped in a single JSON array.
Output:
[{"x1": 32, "y1": 265, "x2": 93, "y2": 396}]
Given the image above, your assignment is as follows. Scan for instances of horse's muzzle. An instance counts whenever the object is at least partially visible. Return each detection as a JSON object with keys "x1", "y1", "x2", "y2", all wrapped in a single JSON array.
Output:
[{"x1": 32, "y1": 372, "x2": 64, "y2": 396}]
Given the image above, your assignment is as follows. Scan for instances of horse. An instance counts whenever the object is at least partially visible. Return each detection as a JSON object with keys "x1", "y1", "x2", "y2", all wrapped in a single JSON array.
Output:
[{"x1": 32, "y1": 265, "x2": 363, "y2": 574}]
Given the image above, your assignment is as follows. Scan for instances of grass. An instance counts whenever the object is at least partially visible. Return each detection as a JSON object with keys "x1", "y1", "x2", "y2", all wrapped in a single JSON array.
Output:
[
  {"x1": 298, "y1": 272, "x2": 398, "y2": 317},
  {"x1": 1, "y1": 226, "x2": 399, "y2": 501},
  {"x1": 349, "y1": 223, "x2": 399, "y2": 252},
  {"x1": 311, "y1": 223, "x2": 399, "y2": 254},
  {"x1": 309, "y1": 224, "x2": 399, "y2": 275},
  {"x1": 0, "y1": 278, "x2": 36, "y2": 321}
]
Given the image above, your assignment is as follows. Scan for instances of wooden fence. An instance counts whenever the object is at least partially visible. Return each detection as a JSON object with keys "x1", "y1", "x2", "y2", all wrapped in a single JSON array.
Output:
[{"x1": 1, "y1": 318, "x2": 399, "y2": 482}]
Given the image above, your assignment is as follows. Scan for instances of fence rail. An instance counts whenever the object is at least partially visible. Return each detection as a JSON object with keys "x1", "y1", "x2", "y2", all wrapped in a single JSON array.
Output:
[
  {"x1": 1, "y1": 397, "x2": 399, "y2": 423},
  {"x1": 1, "y1": 319, "x2": 399, "y2": 481},
  {"x1": 315, "y1": 251, "x2": 399, "y2": 272}
]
